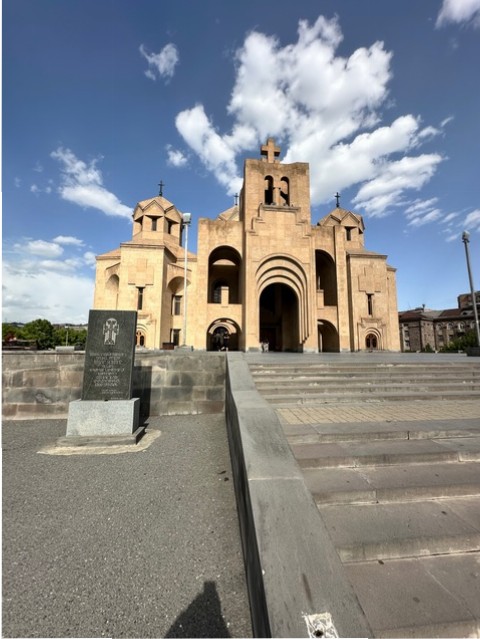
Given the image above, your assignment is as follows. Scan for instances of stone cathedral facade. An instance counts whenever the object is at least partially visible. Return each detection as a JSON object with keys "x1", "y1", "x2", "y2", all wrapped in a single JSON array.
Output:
[{"x1": 93, "y1": 139, "x2": 400, "y2": 352}]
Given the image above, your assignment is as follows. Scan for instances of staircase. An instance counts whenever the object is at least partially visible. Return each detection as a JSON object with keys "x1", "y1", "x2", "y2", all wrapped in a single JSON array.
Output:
[
  {"x1": 249, "y1": 357, "x2": 480, "y2": 637},
  {"x1": 250, "y1": 360, "x2": 480, "y2": 405}
]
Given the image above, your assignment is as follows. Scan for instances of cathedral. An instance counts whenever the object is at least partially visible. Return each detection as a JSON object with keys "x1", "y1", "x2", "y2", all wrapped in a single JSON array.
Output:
[{"x1": 93, "y1": 139, "x2": 400, "y2": 352}]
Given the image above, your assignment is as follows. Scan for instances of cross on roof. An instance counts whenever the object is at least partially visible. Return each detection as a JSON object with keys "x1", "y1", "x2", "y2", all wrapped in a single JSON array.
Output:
[
  {"x1": 335, "y1": 192, "x2": 341, "y2": 208},
  {"x1": 261, "y1": 138, "x2": 280, "y2": 163},
  {"x1": 158, "y1": 180, "x2": 164, "y2": 197}
]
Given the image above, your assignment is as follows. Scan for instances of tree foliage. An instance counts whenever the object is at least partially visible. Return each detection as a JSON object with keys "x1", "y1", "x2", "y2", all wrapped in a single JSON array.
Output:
[
  {"x1": 441, "y1": 329, "x2": 479, "y2": 352},
  {"x1": 3, "y1": 320, "x2": 88, "y2": 350}
]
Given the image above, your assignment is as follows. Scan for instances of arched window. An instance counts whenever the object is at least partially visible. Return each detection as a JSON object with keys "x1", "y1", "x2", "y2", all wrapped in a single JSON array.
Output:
[
  {"x1": 208, "y1": 247, "x2": 242, "y2": 304},
  {"x1": 280, "y1": 177, "x2": 289, "y2": 206},
  {"x1": 136, "y1": 330, "x2": 145, "y2": 347},
  {"x1": 264, "y1": 176, "x2": 274, "y2": 205}
]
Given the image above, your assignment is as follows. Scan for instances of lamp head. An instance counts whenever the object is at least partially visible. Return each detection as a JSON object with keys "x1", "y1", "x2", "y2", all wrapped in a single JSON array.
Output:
[{"x1": 182, "y1": 212, "x2": 192, "y2": 225}]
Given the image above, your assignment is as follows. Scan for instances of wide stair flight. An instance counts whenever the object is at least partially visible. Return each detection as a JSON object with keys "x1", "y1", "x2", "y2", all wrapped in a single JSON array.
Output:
[{"x1": 250, "y1": 358, "x2": 480, "y2": 638}]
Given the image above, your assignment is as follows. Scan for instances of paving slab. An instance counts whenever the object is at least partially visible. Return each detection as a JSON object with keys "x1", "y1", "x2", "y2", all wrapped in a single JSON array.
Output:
[
  {"x1": 2, "y1": 416, "x2": 252, "y2": 639},
  {"x1": 345, "y1": 553, "x2": 480, "y2": 638},
  {"x1": 285, "y1": 418, "x2": 480, "y2": 444},
  {"x1": 318, "y1": 497, "x2": 480, "y2": 561}
]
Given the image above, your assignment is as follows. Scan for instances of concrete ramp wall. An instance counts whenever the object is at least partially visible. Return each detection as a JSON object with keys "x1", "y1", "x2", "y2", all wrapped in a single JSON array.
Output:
[
  {"x1": 225, "y1": 352, "x2": 372, "y2": 638},
  {"x1": 2, "y1": 351, "x2": 225, "y2": 419}
]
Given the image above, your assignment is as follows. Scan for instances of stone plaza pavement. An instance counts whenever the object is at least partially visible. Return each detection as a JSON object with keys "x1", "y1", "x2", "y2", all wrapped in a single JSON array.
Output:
[
  {"x1": 2, "y1": 414, "x2": 253, "y2": 639},
  {"x1": 278, "y1": 398, "x2": 480, "y2": 425}
]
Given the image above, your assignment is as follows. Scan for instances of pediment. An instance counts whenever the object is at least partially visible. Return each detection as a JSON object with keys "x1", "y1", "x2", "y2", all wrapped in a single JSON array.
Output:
[
  {"x1": 133, "y1": 196, "x2": 183, "y2": 222},
  {"x1": 217, "y1": 206, "x2": 240, "y2": 222},
  {"x1": 318, "y1": 207, "x2": 365, "y2": 232}
]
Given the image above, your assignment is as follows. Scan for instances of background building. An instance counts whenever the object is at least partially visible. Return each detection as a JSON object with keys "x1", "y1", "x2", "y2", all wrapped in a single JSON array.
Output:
[
  {"x1": 94, "y1": 140, "x2": 400, "y2": 352},
  {"x1": 399, "y1": 292, "x2": 480, "y2": 351}
]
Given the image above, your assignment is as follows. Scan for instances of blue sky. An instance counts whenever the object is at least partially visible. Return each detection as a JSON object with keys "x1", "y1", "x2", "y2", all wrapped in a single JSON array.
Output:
[{"x1": 3, "y1": 0, "x2": 480, "y2": 324}]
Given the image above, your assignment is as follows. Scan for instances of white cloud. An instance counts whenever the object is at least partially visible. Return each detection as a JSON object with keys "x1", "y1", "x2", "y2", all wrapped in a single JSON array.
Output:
[
  {"x1": 140, "y1": 43, "x2": 179, "y2": 81},
  {"x1": 176, "y1": 15, "x2": 444, "y2": 214},
  {"x1": 2, "y1": 261, "x2": 94, "y2": 324},
  {"x1": 83, "y1": 251, "x2": 97, "y2": 267},
  {"x1": 14, "y1": 177, "x2": 21, "y2": 188},
  {"x1": 176, "y1": 105, "x2": 243, "y2": 194},
  {"x1": 353, "y1": 154, "x2": 443, "y2": 217},
  {"x1": 166, "y1": 145, "x2": 188, "y2": 168},
  {"x1": 436, "y1": 0, "x2": 480, "y2": 27},
  {"x1": 405, "y1": 198, "x2": 439, "y2": 215},
  {"x1": 53, "y1": 235, "x2": 85, "y2": 246},
  {"x1": 407, "y1": 208, "x2": 443, "y2": 227},
  {"x1": 51, "y1": 147, "x2": 132, "y2": 219},
  {"x1": 22, "y1": 239, "x2": 64, "y2": 258},
  {"x1": 464, "y1": 209, "x2": 480, "y2": 231}
]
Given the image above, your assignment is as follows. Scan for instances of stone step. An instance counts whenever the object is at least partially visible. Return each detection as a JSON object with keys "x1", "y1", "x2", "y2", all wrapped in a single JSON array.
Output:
[
  {"x1": 303, "y1": 461, "x2": 480, "y2": 504},
  {"x1": 284, "y1": 418, "x2": 480, "y2": 444},
  {"x1": 250, "y1": 364, "x2": 480, "y2": 374},
  {"x1": 251, "y1": 365, "x2": 480, "y2": 375},
  {"x1": 345, "y1": 552, "x2": 480, "y2": 638},
  {"x1": 256, "y1": 381, "x2": 480, "y2": 395},
  {"x1": 262, "y1": 388, "x2": 480, "y2": 404},
  {"x1": 292, "y1": 436, "x2": 480, "y2": 469},
  {"x1": 317, "y1": 496, "x2": 480, "y2": 562}
]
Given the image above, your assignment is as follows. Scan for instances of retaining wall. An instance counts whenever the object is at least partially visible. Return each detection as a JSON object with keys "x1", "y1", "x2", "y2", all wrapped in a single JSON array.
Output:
[
  {"x1": 225, "y1": 352, "x2": 372, "y2": 638},
  {"x1": 2, "y1": 351, "x2": 225, "y2": 420}
]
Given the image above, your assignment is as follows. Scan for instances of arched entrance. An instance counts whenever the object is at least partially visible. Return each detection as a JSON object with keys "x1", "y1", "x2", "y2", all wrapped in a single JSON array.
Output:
[
  {"x1": 207, "y1": 319, "x2": 240, "y2": 351},
  {"x1": 366, "y1": 333, "x2": 379, "y2": 350},
  {"x1": 318, "y1": 321, "x2": 340, "y2": 352},
  {"x1": 259, "y1": 284, "x2": 299, "y2": 352}
]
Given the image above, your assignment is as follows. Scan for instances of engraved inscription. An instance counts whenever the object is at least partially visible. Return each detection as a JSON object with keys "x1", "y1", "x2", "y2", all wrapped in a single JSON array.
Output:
[{"x1": 82, "y1": 310, "x2": 137, "y2": 401}]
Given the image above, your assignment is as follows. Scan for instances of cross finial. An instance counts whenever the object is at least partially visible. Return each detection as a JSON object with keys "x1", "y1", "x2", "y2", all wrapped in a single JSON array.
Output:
[
  {"x1": 234, "y1": 193, "x2": 239, "y2": 206},
  {"x1": 261, "y1": 138, "x2": 281, "y2": 163},
  {"x1": 158, "y1": 180, "x2": 164, "y2": 197},
  {"x1": 335, "y1": 192, "x2": 341, "y2": 208}
]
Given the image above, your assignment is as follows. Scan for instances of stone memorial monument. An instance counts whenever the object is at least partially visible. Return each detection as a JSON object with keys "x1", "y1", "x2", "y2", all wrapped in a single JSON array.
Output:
[{"x1": 65, "y1": 310, "x2": 143, "y2": 443}]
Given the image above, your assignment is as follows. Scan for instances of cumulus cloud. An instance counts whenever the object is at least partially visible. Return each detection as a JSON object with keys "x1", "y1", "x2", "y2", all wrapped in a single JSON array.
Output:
[
  {"x1": 21, "y1": 239, "x2": 64, "y2": 258},
  {"x1": 2, "y1": 260, "x2": 94, "y2": 323},
  {"x1": 436, "y1": 0, "x2": 480, "y2": 27},
  {"x1": 51, "y1": 147, "x2": 132, "y2": 219},
  {"x1": 3, "y1": 235, "x2": 97, "y2": 322},
  {"x1": 166, "y1": 145, "x2": 188, "y2": 168},
  {"x1": 176, "y1": 15, "x2": 444, "y2": 213},
  {"x1": 140, "y1": 43, "x2": 179, "y2": 81}
]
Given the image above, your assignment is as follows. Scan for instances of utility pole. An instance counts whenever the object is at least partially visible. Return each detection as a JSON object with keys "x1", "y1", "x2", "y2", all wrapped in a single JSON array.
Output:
[
  {"x1": 182, "y1": 213, "x2": 192, "y2": 347},
  {"x1": 462, "y1": 231, "x2": 480, "y2": 347}
]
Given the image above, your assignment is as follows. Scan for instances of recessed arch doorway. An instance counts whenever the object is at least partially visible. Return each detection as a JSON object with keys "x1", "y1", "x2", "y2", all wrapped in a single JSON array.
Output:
[
  {"x1": 259, "y1": 283, "x2": 300, "y2": 352},
  {"x1": 318, "y1": 321, "x2": 340, "y2": 352},
  {"x1": 366, "y1": 332, "x2": 379, "y2": 350}
]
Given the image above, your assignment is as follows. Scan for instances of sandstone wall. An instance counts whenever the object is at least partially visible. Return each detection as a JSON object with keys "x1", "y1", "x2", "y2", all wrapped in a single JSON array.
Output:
[{"x1": 2, "y1": 351, "x2": 225, "y2": 420}]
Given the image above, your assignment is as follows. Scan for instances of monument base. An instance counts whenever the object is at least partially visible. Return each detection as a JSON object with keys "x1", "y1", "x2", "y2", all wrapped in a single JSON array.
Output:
[{"x1": 66, "y1": 398, "x2": 141, "y2": 438}]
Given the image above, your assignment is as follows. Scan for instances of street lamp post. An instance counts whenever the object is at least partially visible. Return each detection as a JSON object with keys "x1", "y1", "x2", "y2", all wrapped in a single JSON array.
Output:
[
  {"x1": 182, "y1": 213, "x2": 192, "y2": 347},
  {"x1": 462, "y1": 231, "x2": 480, "y2": 347}
]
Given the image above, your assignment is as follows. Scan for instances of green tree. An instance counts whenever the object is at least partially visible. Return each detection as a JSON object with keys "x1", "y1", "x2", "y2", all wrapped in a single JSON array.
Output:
[
  {"x1": 441, "y1": 330, "x2": 478, "y2": 352},
  {"x1": 22, "y1": 319, "x2": 55, "y2": 350},
  {"x1": 2, "y1": 323, "x2": 24, "y2": 341}
]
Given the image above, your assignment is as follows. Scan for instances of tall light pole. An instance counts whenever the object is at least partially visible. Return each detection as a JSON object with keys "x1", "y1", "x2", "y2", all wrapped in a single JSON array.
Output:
[
  {"x1": 462, "y1": 231, "x2": 480, "y2": 347},
  {"x1": 182, "y1": 212, "x2": 192, "y2": 347}
]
